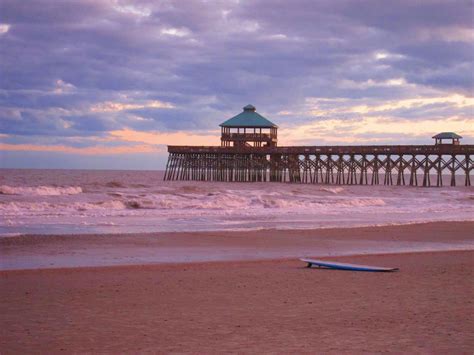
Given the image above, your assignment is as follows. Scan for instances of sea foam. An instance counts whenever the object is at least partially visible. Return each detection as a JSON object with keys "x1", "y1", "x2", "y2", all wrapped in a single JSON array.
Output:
[{"x1": 0, "y1": 185, "x2": 83, "y2": 196}]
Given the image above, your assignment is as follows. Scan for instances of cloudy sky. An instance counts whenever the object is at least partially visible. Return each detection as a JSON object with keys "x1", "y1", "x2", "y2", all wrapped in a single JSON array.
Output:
[{"x1": 1, "y1": 0, "x2": 473, "y2": 169}]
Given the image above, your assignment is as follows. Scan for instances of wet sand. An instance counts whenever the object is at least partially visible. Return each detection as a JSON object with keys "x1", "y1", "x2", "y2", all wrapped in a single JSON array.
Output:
[
  {"x1": 1, "y1": 222, "x2": 473, "y2": 270},
  {"x1": 1, "y1": 222, "x2": 473, "y2": 353}
]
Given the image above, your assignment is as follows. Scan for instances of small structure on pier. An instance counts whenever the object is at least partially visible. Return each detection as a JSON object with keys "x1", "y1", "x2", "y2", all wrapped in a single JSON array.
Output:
[
  {"x1": 220, "y1": 105, "x2": 278, "y2": 147},
  {"x1": 433, "y1": 132, "x2": 462, "y2": 145}
]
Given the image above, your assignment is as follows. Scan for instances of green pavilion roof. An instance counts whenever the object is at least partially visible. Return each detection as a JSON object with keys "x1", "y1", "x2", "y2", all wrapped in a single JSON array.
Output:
[
  {"x1": 432, "y1": 132, "x2": 462, "y2": 139},
  {"x1": 220, "y1": 105, "x2": 277, "y2": 128}
]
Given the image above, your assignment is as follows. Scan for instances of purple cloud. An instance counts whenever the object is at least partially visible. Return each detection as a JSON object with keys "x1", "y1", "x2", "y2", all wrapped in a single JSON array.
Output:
[{"x1": 0, "y1": 0, "x2": 472, "y2": 168}]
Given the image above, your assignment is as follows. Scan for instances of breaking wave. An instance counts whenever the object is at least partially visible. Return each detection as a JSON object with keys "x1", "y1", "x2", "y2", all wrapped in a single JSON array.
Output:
[
  {"x1": 0, "y1": 191, "x2": 388, "y2": 215},
  {"x1": 0, "y1": 185, "x2": 83, "y2": 196}
]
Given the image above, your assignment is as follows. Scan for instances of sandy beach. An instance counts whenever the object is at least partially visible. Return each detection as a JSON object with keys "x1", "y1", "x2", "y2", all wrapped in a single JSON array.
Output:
[
  {"x1": 1, "y1": 222, "x2": 473, "y2": 353},
  {"x1": 3, "y1": 0, "x2": 474, "y2": 352}
]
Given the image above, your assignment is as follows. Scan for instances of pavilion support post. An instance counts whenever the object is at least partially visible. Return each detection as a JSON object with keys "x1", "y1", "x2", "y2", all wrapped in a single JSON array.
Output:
[
  {"x1": 171, "y1": 153, "x2": 177, "y2": 181},
  {"x1": 206, "y1": 154, "x2": 210, "y2": 181},
  {"x1": 189, "y1": 153, "x2": 194, "y2": 180},
  {"x1": 436, "y1": 155, "x2": 443, "y2": 187},
  {"x1": 341, "y1": 156, "x2": 346, "y2": 185},
  {"x1": 181, "y1": 154, "x2": 191, "y2": 180},
  {"x1": 170, "y1": 154, "x2": 177, "y2": 181},
  {"x1": 181, "y1": 153, "x2": 190, "y2": 180},
  {"x1": 188, "y1": 153, "x2": 193, "y2": 180},
  {"x1": 174, "y1": 154, "x2": 181, "y2": 180},
  {"x1": 306, "y1": 155, "x2": 312, "y2": 183},
  {"x1": 253, "y1": 155, "x2": 257, "y2": 182},
  {"x1": 322, "y1": 156, "x2": 327, "y2": 183},
  {"x1": 191, "y1": 153, "x2": 195, "y2": 180},
  {"x1": 181, "y1": 153, "x2": 186, "y2": 181},
  {"x1": 287, "y1": 155, "x2": 292, "y2": 183},
  {"x1": 466, "y1": 154, "x2": 471, "y2": 186},
  {"x1": 229, "y1": 154, "x2": 234, "y2": 182},
  {"x1": 287, "y1": 154, "x2": 300, "y2": 183},
  {"x1": 396, "y1": 156, "x2": 405, "y2": 186},
  {"x1": 170, "y1": 154, "x2": 181, "y2": 180},
  {"x1": 181, "y1": 153, "x2": 186, "y2": 180},
  {"x1": 450, "y1": 155, "x2": 457, "y2": 186},
  {"x1": 383, "y1": 155, "x2": 393, "y2": 185},
  {"x1": 322, "y1": 156, "x2": 328, "y2": 184},
  {"x1": 313, "y1": 155, "x2": 320, "y2": 183},
  {"x1": 324, "y1": 156, "x2": 330, "y2": 184},
  {"x1": 320, "y1": 155, "x2": 326, "y2": 183},
  {"x1": 422, "y1": 155, "x2": 431, "y2": 187},
  {"x1": 335, "y1": 155, "x2": 343, "y2": 185},
  {"x1": 223, "y1": 154, "x2": 227, "y2": 182},
  {"x1": 167, "y1": 154, "x2": 173, "y2": 181},
  {"x1": 327, "y1": 155, "x2": 335, "y2": 184},
  {"x1": 302, "y1": 155, "x2": 310, "y2": 183},
  {"x1": 269, "y1": 154, "x2": 277, "y2": 182},
  {"x1": 179, "y1": 154, "x2": 186, "y2": 181},
  {"x1": 359, "y1": 155, "x2": 368, "y2": 185},
  {"x1": 255, "y1": 155, "x2": 259, "y2": 182},
  {"x1": 194, "y1": 153, "x2": 198, "y2": 180},
  {"x1": 307, "y1": 156, "x2": 314, "y2": 183},
  {"x1": 371, "y1": 155, "x2": 379, "y2": 185},
  {"x1": 187, "y1": 153, "x2": 191, "y2": 180},
  {"x1": 348, "y1": 155, "x2": 356, "y2": 185},
  {"x1": 409, "y1": 155, "x2": 418, "y2": 186}
]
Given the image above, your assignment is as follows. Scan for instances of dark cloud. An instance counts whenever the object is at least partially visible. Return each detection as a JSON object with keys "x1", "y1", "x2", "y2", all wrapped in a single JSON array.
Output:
[{"x1": 0, "y1": 0, "x2": 472, "y2": 149}]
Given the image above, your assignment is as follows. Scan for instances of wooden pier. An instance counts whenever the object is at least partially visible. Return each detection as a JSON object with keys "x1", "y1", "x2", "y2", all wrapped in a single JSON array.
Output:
[
  {"x1": 164, "y1": 144, "x2": 473, "y2": 186},
  {"x1": 164, "y1": 105, "x2": 473, "y2": 186}
]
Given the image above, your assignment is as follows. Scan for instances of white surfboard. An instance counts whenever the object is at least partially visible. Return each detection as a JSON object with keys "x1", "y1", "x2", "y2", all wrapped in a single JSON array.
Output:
[{"x1": 300, "y1": 258, "x2": 399, "y2": 272}]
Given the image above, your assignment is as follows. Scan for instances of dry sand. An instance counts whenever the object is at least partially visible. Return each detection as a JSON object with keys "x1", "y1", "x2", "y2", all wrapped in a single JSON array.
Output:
[{"x1": 1, "y1": 223, "x2": 474, "y2": 353}]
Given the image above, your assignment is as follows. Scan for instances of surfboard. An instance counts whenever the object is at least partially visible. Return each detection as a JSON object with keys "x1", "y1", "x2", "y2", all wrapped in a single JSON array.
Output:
[{"x1": 300, "y1": 258, "x2": 399, "y2": 272}]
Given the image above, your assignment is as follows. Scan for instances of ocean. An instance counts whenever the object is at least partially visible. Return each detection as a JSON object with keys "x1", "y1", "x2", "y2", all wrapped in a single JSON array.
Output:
[{"x1": 1, "y1": 169, "x2": 473, "y2": 236}]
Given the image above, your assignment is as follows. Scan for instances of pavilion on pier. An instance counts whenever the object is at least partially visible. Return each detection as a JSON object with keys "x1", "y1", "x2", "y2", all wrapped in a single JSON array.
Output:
[
  {"x1": 433, "y1": 132, "x2": 462, "y2": 145},
  {"x1": 220, "y1": 105, "x2": 278, "y2": 147}
]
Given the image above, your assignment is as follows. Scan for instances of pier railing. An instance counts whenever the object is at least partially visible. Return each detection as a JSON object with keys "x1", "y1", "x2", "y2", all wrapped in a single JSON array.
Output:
[
  {"x1": 168, "y1": 144, "x2": 474, "y2": 155},
  {"x1": 220, "y1": 133, "x2": 276, "y2": 140}
]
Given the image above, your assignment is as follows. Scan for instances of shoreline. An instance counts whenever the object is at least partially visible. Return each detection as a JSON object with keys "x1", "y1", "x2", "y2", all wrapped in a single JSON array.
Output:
[
  {"x1": 3, "y1": 219, "x2": 474, "y2": 240},
  {"x1": 0, "y1": 249, "x2": 469, "y2": 275},
  {"x1": 2, "y1": 218, "x2": 474, "y2": 239},
  {"x1": 1, "y1": 221, "x2": 473, "y2": 271}
]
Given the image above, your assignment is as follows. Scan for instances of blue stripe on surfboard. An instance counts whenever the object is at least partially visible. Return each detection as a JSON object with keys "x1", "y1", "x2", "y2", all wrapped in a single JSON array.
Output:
[{"x1": 300, "y1": 258, "x2": 399, "y2": 272}]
